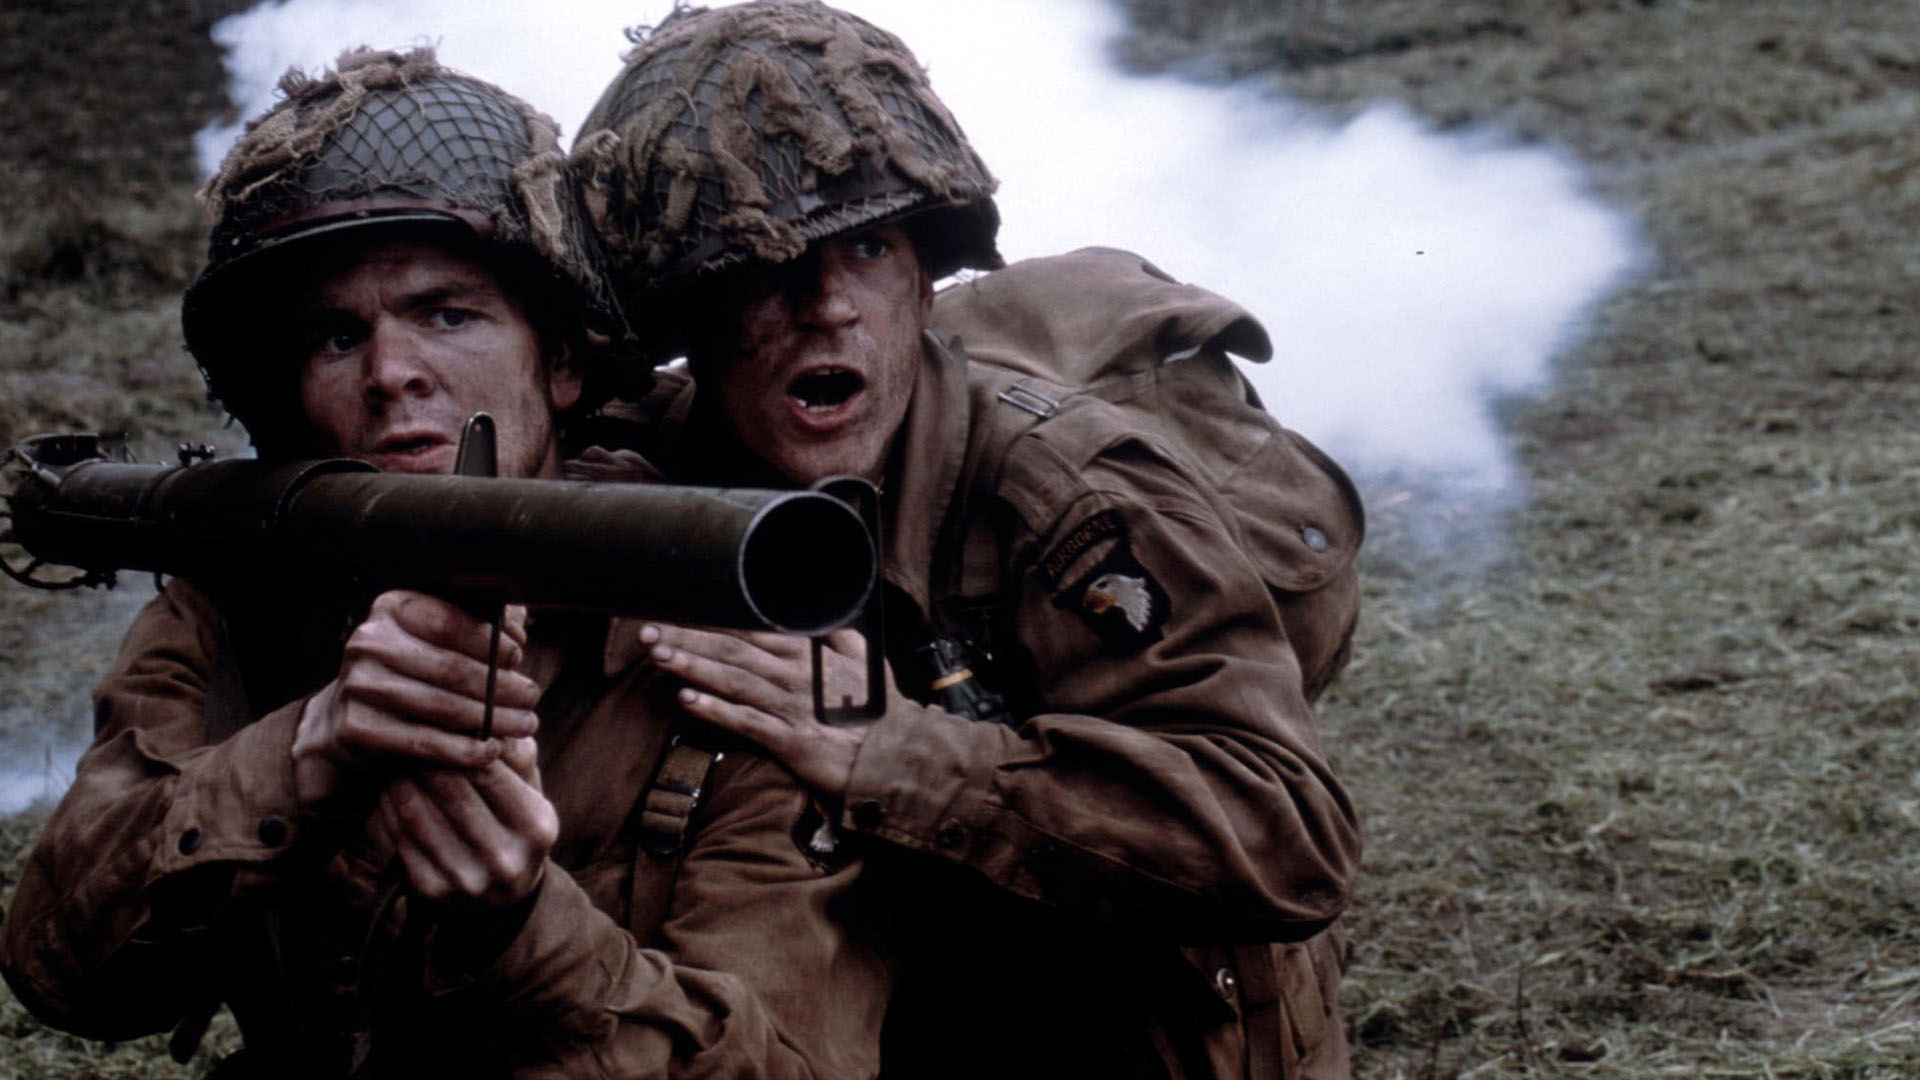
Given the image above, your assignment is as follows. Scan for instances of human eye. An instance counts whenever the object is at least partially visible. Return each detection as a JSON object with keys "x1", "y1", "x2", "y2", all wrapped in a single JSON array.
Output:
[
  {"x1": 430, "y1": 306, "x2": 475, "y2": 330},
  {"x1": 301, "y1": 318, "x2": 364, "y2": 360},
  {"x1": 847, "y1": 232, "x2": 889, "y2": 260}
]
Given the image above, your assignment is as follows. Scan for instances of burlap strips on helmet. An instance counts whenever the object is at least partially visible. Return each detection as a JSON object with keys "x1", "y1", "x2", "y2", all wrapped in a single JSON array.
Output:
[
  {"x1": 578, "y1": 0, "x2": 997, "y2": 278},
  {"x1": 200, "y1": 48, "x2": 443, "y2": 222}
]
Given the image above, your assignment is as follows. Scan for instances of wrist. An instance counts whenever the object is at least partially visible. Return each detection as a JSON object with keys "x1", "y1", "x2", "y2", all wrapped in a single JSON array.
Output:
[
  {"x1": 427, "y1": 865, "x2": 547, "y2": 985},
  {"x1": 292, "y1": 690, "x2": 349, "y2": 810}
]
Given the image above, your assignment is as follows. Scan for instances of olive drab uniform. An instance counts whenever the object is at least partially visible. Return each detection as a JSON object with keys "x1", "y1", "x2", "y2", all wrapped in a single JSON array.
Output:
[
  {"x1": 598, "y1": 250, "x2": 1365, "y2": 1079},
  {"x1": 0, "y1": 579, "x2": 889, "y2": 1078}
]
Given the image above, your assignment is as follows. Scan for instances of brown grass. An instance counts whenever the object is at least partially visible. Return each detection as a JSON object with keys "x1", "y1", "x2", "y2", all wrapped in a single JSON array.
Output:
[
  {"x1": 1122, "y1": 0, "x2": 1920, "y2": 1075},
  {"x1": 0, "y1": 6, "x2": 249, "y2": 1068}
]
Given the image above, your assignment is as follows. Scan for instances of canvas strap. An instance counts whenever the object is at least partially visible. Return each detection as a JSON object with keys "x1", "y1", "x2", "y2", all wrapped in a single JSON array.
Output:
[{"x1": 626, "y1": 735, "x2": 723, "y2": 937}]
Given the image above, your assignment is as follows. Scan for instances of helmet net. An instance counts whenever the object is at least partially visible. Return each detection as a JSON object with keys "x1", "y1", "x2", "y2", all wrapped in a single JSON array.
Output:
[
  {"x1": 198, "y1": 47, "x2": 610, "y2": 320},
  {"x1": 186, "y1": 48, "x2": 631, "y2": 449}
]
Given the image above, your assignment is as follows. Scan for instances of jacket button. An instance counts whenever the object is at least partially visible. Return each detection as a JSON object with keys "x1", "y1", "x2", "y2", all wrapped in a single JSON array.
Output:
[
  {"x1": 178, "y1": 828, "x2": 203, "y2": 855},
  {"x1": 258, "y1": 815, "x2": 289, "y2": 846},
  {"x1": 850, "y1": 800, "x2": 885, "y2": 830},
  {"x1": 936, "y1": 821, "x2": 968, "y2": 850},
  {"x1": 1214, "y1": 966, "x2": 1238, "y2": 1001}
]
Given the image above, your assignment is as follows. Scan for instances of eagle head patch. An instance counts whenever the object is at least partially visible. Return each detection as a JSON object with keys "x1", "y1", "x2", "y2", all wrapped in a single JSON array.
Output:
[{"x1": 1044, "y1": 512, "x2": 1168, "y2": 651}]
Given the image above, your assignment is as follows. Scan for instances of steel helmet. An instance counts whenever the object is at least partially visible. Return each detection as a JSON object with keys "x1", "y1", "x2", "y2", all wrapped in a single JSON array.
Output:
[
  {"x1": 574, "y1": 0, "x2": 1001, "y2": 338},
  {"x1": 184, "y1": 47, "x2": 633, "y2": 454}
]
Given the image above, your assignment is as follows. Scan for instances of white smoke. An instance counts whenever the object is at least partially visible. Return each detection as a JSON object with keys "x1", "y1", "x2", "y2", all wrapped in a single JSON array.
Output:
[{"x1": 197, "y1": 0, "x2": 1639, "y2": 489}]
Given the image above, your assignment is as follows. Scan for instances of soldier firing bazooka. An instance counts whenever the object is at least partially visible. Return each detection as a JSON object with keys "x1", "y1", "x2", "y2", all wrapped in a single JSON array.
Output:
[
  {"x1": 0, "y1": 48, "x2": 889, "y2": 1079},
  {"x1": 573, "y1": 3, "x2": 1365, "y2": 1077}
]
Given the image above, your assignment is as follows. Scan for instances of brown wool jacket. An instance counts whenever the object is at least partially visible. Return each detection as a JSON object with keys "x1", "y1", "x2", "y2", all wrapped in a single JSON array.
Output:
[
  {"x1": 859, "y1": 334, "x2": 1360, "y2": 1080},
  {"x1": 0, "y1": 578, "x2": 887, "y2": 1078},
  {"x1": 608, "y1": 247, "x2": 1363, "y2": 1078}
]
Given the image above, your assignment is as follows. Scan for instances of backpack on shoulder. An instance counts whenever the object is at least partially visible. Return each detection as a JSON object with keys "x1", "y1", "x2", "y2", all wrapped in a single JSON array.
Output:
[
  {"x1": 931, "y1": 247, "x2": 1364, "y2": 1080},
  {"x1": 929, "y1": 246, "x2": 1364, "y2": 701}
]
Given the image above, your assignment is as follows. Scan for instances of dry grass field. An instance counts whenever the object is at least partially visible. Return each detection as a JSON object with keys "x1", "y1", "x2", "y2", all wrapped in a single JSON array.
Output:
[
  {"x1": 1117, "y1": 1, "x2": 1920, "y2": 1075},
  {"x1": 2, "y1": 0, "x2": 1918, "y2": 1076}
]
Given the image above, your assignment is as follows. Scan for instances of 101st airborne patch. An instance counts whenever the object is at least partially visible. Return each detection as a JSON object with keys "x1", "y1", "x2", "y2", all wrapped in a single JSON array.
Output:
[{"x1": 1040, "y1": 509, "x2": 1169, "y2": 651}]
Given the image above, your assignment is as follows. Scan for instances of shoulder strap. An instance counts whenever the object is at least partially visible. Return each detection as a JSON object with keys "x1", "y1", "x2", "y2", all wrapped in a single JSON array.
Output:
[{"x1": 625, "y1": 735, "x2": 723, "y2": 937}]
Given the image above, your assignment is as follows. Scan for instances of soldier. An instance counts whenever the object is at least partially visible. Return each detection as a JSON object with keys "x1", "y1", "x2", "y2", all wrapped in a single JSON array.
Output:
[
  {"x1": 0, "y1": 48, "x2": 886, "y2": 1079},
  {"x1": 573, "y1": 3, "x2": 1364, "y2": 1077}
]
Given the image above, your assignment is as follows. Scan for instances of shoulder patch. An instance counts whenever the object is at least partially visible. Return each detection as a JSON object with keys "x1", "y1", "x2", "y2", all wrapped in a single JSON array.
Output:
[
  {"x1": 1052, "y1": 534, "x2": 1169, "y2": 651},
  {"x1": 1039, "y1": 508, "x2": 1126, "y2": 588}
]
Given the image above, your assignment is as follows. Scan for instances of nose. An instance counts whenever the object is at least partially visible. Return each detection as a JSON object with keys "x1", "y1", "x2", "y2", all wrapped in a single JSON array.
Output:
[
  {"x1": 793, "y1": 258, "x2": 859, "y2": 332},
  {"x1": 362, "y1": 318, "x2": 435, "y2": 402}
]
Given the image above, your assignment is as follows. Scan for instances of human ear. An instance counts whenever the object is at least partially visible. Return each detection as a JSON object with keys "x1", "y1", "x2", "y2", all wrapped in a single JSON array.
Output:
[{"x1": 546, "y1": 343, "x2": 584, "y2": 411}]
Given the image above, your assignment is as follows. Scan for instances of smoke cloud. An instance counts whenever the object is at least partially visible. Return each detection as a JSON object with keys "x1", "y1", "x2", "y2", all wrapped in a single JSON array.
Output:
[{"x1": 197, "y1": 0, "x2": 1639, "y2": 489}]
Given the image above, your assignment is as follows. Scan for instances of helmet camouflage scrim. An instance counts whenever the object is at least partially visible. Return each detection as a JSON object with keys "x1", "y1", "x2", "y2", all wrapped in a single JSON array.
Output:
[
  {"x1": 184, "y1": 47, "x2": 632, "y2": 454},
  {"x1": 574, "y1": 0, "x2": 1002, "y2": 342}
]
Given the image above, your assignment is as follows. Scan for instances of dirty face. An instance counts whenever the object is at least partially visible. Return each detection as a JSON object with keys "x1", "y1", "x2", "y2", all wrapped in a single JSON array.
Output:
[
  {"x1": 289, "y1": 240, "x2": 580, "y2": 479},
  {"x1": 692, "y1": 222, "x2": 930, "y2": 486}
]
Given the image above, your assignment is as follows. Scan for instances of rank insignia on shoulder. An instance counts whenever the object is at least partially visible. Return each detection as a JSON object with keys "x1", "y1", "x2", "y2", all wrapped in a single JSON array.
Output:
[{"x1": 1054, "y1": 538, "x2": 1168, "y2": 651}]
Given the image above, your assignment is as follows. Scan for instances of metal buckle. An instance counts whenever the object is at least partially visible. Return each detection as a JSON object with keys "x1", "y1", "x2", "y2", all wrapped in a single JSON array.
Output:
[{"x1": 997, "y1": 382, "x2": 1059, "y2": 419}]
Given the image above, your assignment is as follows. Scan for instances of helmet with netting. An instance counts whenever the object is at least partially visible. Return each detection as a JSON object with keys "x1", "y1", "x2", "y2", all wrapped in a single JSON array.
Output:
[
  {"x1": 184, "y1": 47, "x2": 634, "y2": 454},
  {"x1": 573, "y1": 0, "x2": 1001, "y2": 333}
]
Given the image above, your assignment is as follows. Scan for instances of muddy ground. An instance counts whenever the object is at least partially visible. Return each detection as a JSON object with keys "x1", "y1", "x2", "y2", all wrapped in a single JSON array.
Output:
[{"x1": 3, "y1": 0, "x2": 1918, "y2": 1076}]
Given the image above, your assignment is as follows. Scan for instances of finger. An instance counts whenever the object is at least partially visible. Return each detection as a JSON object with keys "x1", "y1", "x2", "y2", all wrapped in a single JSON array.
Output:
[
  {"x1": 339, "y1": 659, "x2": 540, "y2": 739},
  {"x1": 727, "y1": 626, "x2": 814, "y2": 658},
  {"x1": 382, "y1": 785, "x2": 456, "y2": 901},
  {"x1": 370, "y1": 591, "x2": 528, "y2": 667},
  {"x1": 388, "y1": 775, "x2": 493, "y2": 900},
  {"x1": 501, "y1": 604, "x2": 530, "y2": 648},
  {"x1": 344, "y1": 627, "x2": 543, "y2": 711},
  {"x1": 418, "y1": 768, "x2": 554, "y2": 899},
  {"x1": 497, "y1": 736, "x2": 541, "y2": 786},
  {"x1": 655, "y1": 645, "x2": 799, "y2": 717},
  {"x1": 564, "y1": 446, "x2": 666, "y2": 484},
  {"x1": 336, "y1": 705, "x2": 514, "y2": 769},
  {"x1": 464, "y1": 759, "x2": 560, "y2": 847},
  {"x1": 392, "y1": 834, "x2": 457, "y2": 902},
  {"x1": 644, "y1": 623, "x2": 810, "y2": 668},
  {"x1": 646, "y1": 630, "x2": 814, "y2": 699},
  {"x1": 677, "y1": 687, "x2": 796, "y2": 752},
  {"x1": 823, "y1": 628, "x2": 868, "y2": 659}
]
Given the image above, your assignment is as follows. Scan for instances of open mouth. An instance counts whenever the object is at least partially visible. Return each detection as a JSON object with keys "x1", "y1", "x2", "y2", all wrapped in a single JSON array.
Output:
[{"x1": 788, "y1": 368, "x2": 865, "y2": 411}]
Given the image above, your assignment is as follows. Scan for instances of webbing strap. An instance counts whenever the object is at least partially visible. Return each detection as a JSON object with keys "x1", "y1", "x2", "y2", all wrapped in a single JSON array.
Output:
[
  {"x1": 638, "y1": 737, "x2": 721, "y2": 856},
  {"x1": 627, "y1": 736, "x2": 722, "y2": 937}
]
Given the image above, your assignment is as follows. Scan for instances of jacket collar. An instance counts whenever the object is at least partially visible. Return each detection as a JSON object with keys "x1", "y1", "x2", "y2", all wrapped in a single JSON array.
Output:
[{"x1": 879, "y1": 330, "x2": 971, "y2": 624}]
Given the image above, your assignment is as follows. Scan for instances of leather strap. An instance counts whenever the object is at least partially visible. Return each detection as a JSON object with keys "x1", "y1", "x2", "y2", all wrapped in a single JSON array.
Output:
[{"x1": 627, "y1": 735, "x2": 723, "y2": 938}]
